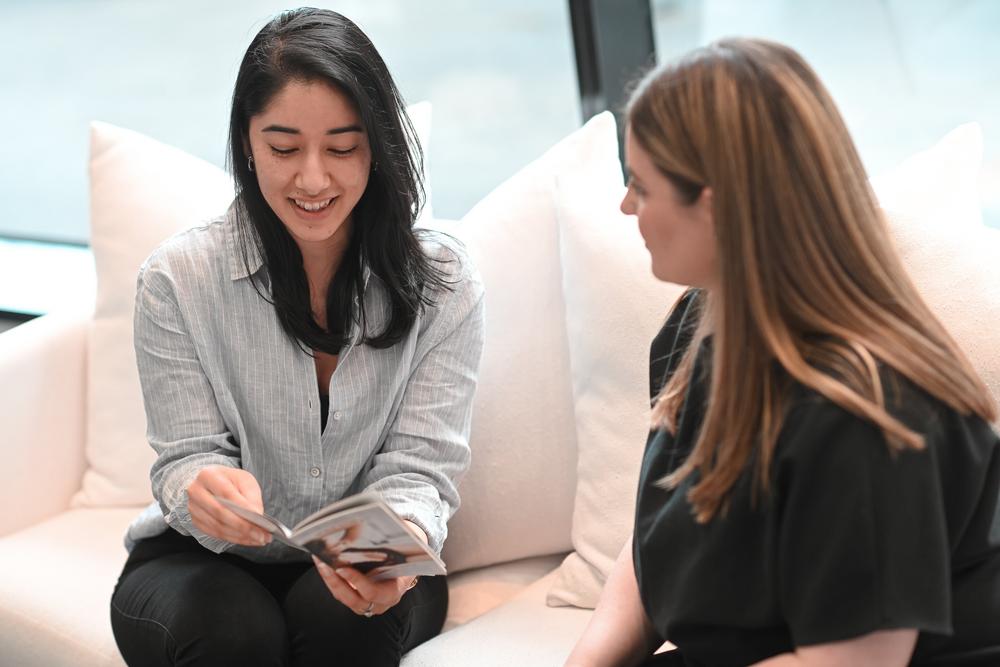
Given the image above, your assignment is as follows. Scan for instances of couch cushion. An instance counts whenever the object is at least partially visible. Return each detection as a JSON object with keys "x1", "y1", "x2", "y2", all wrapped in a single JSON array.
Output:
[
  {"x1": 77, "y1": 105, "x2": 432, "y2": 507},
  {"x1": 0, "y1": 508, "x2": 135, "y2": 667},
  {"x1": 403, "y1": 570, "x2": 595, "y2": 667},
  {"x1": 445, "y1": 553, "x2": 565, "y2": 631},
  {"x1": 430, "y1": 113, "x2": 623, "y2": 573},
  {"x1": 546, "y1": 147, "x2": 686, "y2": 609},
  {"x1": 80, "y1": 122, "x2": 234, "y2": 507}
]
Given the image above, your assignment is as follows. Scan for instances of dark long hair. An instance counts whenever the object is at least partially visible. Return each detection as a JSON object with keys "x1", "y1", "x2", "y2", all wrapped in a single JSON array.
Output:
[{"x1": 227, "y1": 7, "x2": 451, "y2": 353}]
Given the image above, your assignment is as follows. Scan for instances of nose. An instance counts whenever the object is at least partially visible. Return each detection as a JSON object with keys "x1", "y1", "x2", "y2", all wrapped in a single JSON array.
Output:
[
  {"x1": 295, "y1": 150, "x2": 331, "y2": 195},
  {"x1": 620, "y1": 188, "x2": 636, "y2": 216}
]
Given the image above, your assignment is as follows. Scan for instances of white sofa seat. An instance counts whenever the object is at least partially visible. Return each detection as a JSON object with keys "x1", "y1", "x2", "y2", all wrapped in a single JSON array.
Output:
[
  {"x1": 0, "y1": 508, "x2": 136, "y2": 667},
  {"x1": 0, "y1": 504, "x2": 571, "y2": 667},
  {"x1": 404, "y1": 571, "x2": 594, "y2": 667}
]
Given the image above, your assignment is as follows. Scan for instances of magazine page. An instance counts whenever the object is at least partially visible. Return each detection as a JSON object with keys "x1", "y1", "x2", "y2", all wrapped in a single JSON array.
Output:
[
  {"x1": 292, "y1": 502, "x2": 447, "y2": 581},
  {"x1": 291, "y1": 491, "x2": 384, "y2": 531}
]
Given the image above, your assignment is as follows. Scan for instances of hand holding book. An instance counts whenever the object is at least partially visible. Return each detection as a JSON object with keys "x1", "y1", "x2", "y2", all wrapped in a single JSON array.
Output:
[{"x1": 217, "y1": 492, "x2": 446, "y2": 581}]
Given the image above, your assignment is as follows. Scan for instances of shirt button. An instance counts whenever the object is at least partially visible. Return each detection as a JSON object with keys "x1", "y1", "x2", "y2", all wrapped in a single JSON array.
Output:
[
  {"x1": 309, "y1": 467, "x2": 321, "y2": 478},
  {"x1": 333, "y1": 411, "x2": 343, "y2": 421}
]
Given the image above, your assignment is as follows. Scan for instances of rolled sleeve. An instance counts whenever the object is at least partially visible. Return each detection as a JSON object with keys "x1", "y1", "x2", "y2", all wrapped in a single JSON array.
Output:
[
  {"x1": 134, "y1": 262, "x2": 242, "y2": 553},
  {"x1": 362, "y1": 260, "x2": 485, "y2": 555}
]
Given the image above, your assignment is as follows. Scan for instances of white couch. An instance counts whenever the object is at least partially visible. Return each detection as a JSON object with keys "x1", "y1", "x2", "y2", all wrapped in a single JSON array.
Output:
[{"x1": 1, "y1": 112, "x2": 998, "y2": 667}]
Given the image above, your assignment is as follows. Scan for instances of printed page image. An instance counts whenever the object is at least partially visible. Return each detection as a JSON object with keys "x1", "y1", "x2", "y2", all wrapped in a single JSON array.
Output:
[{"x1": 296, "y1": 506, "x2": 444, "y2": 580}]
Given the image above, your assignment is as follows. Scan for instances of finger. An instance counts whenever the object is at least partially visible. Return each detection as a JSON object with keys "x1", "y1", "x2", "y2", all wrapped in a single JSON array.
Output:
[
  {"x1": 207, "y1": 498, "x2": 272, "y2": 542},
  {"x1": 231, "y1": 471, "x2": 265, "y2": 513},
  {"x1": 335, "y1": 567, "x2": 390, "y2": 604},
  {"x1": 190, "y1": 498, "x2": 269, "y2": 546},
  {"x1": 191, "y1": 480, "x2": 272, "y2": 542},
  {"x1": 190, "y1": 503, "x2": 268, "y2": 546},
  {"x1": 313, "y1": 557, "x2": 368, "y2": 611}
]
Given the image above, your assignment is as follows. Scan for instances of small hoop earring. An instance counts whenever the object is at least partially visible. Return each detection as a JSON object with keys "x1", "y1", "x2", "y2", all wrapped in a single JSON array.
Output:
[{"x1": 247, "y1": 155, "x2": 255, "y2": 172}]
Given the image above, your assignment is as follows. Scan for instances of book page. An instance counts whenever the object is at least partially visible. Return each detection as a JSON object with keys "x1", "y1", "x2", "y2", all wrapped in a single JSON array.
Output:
[{"x1": 292, "y1": 502, "x2": 446, "y2": 581}]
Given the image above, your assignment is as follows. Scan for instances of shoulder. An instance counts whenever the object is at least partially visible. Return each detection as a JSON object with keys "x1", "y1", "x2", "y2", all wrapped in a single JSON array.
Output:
[
  {"x1": 778, "y1": 366, "x2": 995, "y2": 470},
  {"x1": 417, "y1": 229, "x2": 484, "y2": 306},
  {"x1": 137, "y1": 214, "x2": 231, "y2": 297},
  {"x1": 650, "y1": 288, "x2": 703, "y2": 397}
]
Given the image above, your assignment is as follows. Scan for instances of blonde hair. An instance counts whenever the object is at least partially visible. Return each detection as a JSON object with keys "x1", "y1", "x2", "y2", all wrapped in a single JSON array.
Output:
[{"x1": 629, "y1": 38, "x2": 996, "y2": 523}]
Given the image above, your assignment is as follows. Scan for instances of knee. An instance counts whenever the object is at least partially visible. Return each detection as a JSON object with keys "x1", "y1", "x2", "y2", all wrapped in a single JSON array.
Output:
[
  {"x1": 112, "y1": 575, "x2": 289, "y2": 667},
  {"x1": 179, "y1": 590, "x2": 289, "y2": 665}
]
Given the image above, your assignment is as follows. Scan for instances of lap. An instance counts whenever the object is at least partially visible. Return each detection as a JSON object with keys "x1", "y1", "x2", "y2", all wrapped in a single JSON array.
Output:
[{"x1": 110, "y1": 529, "x2": 447, "y2": 667}]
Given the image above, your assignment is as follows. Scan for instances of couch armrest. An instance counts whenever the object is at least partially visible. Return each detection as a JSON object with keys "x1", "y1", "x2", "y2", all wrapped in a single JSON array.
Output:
[{"x1": 0, "y1": 308, "x2": 90, "y2": 536}]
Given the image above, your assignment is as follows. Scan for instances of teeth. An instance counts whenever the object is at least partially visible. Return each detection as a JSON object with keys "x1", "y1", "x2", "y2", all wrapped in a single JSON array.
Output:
[{"x1": 293, "y1": 198, "x2": 333, "y2": 212}]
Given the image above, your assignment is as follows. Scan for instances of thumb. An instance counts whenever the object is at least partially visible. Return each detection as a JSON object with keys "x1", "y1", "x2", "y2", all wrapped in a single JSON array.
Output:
[{"x1": 230, "y1": 470, "x2": 265, "y2": 513}]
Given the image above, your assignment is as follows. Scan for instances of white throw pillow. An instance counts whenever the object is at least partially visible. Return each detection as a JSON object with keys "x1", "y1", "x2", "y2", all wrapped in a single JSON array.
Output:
[
  {"x1": 871, "y1": 123, "x2": 984, "y2": 229},
  {"x1": 874, "y1": 123, "x2": 1000, "y2": 422},
  {"x1": 436, "y1": 113, "x2": 621, "y2": 573},
  {"x1": 546, "y1": 137, "x2": 686, "y2": 609},
  {"x1": 75, "y1": 103, "x2": 433, "y2": 507}
]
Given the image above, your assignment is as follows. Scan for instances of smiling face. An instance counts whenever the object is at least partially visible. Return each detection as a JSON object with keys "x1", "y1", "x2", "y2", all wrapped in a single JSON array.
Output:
[
  {"x1": 621, "y1": 127, "x2": 718, "y2": 290},
  {"x1": 246, "y1": 80, "x2": 372, "y2": 252}
]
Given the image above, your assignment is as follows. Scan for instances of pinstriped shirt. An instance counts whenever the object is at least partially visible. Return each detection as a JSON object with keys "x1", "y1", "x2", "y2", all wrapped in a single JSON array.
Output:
[{"x1": 124, "y1": 207, "x2": 484, "y2": 562}]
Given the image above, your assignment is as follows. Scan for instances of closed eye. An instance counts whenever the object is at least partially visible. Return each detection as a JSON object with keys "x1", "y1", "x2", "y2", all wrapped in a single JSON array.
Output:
[
  {"x1": 270, "y1": 146, "x2": 296, "y2": 156},
  {"x1": 329, "y1": 147, "x2": 357, "y2": 156}
]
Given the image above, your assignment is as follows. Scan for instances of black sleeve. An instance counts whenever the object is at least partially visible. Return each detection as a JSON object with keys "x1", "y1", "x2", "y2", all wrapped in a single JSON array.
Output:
[
  {"x1": 773, "y1": 397, "x2": 953, "y2": 647},
  {"x1": 649, "y1": 288, "x2": 702, "y2": 401}
]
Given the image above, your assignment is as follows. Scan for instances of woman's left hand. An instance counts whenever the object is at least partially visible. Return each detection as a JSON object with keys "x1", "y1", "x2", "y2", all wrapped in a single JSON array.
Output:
[
  {"x1": 314, "y1": 518, "x2": 426, "y2": 616},
  {"x1": 313, "y1": 557, "x2": 418, "y2": 616}
]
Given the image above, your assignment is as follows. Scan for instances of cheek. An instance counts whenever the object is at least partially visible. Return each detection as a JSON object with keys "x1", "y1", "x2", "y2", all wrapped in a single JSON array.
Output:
[
  {"x1": 333, "y1": 158, "x2": 371, "y2": 193},
  {"x1": 254, "y1": 158, "x2": 291, "y2": 193}
]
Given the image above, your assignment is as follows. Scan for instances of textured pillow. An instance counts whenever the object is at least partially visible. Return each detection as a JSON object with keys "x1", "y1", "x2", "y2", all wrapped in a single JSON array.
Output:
[
  {"x1": 436, "y1": 113, "x2": 621, "y2": 573},
  {"x1": 874, "y1": 123, "x2": 1000, "y2": 423},
  {"x1": 75, "y1": 103, "x2": 433, "y2": 507},
  {"x1": 546, "y1": 140, "x2": 686, "y2": 608},
  {"x1": 871, "y1": 123, "x2": 984, "y2": 229}
]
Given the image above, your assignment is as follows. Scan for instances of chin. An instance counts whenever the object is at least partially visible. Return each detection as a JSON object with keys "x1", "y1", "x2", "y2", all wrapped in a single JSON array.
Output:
[{"x1": 282, "y1": 212, "x2": 349, "y2": 241}]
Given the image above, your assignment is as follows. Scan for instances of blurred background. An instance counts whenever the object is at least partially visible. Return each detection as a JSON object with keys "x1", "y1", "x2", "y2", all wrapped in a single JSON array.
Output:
[{"x1": 1, "y1": 0, "x2": 997, "y2": 323}]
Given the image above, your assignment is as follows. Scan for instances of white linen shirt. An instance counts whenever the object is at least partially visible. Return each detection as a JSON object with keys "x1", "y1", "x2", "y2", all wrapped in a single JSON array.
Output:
[{"x1": 124, "y1": 208, "x2": 484, "y2": 562}]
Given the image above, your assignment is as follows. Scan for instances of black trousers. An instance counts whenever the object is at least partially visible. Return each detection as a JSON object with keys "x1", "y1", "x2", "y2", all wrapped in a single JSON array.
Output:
[{"x1": 110, "y1": 529, "x2": 448, "y2": 667}]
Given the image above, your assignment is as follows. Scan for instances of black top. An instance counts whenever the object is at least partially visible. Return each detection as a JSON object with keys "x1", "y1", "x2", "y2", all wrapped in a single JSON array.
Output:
[
  {"x1": 320, "y1": 393, "x2": 330, "y2": 432},
  {"x1": 634, "y1": 290, "x2": 1000, "y2": 667}
]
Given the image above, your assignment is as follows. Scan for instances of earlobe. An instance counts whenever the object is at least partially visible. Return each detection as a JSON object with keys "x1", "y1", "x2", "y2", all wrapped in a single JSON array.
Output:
[{"x1": 698, "y1": 187, "x2": 714, "y2": 222}]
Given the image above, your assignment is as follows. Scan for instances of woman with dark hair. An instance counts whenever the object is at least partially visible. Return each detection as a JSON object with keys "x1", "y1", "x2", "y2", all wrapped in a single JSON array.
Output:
[
  {"x1": 110, "y1": 8, "x2": 484, "y2": 666},
  {"x1": 565, "y1": 38, "x2": 1000, "y2": 666}
]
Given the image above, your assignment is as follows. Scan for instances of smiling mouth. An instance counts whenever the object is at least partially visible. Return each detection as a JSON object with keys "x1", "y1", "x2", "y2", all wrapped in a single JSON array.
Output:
[{"x1": 291, "y1": 197, "x2": 334, "y2": 212}]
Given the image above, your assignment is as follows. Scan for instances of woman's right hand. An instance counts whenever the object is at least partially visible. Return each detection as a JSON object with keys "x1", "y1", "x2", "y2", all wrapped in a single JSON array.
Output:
[{"x1": 187, "y1": 466, "x2": 273, "y2": 546}]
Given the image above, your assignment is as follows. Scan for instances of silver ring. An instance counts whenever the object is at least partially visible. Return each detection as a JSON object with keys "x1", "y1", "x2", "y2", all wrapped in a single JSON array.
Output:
[{"x1": 362, "y1": 601, "x2": 374, "y2": 618}]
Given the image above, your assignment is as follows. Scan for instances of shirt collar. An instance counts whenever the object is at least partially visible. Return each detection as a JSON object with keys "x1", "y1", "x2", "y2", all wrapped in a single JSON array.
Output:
[{"x1": 224, "y1": 203, "x2": 265, "y2": 282}]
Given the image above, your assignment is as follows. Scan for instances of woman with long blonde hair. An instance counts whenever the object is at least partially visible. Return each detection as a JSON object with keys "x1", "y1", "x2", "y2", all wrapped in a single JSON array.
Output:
[{"x1": 565, "y1": 38, "x2": 1000, "y2": 667}]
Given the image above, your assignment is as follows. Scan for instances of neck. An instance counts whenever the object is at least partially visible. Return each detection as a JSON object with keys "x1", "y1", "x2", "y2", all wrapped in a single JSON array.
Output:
[
  {"x1": 296, "y1": 223, "x2": 354, "y2": 333},
  {"x1": 297, "y1": 221, "x2": 353, "y2": 300}
]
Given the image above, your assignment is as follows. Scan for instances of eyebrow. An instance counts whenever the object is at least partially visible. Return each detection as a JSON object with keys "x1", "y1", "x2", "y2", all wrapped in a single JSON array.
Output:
[{"x1": 261, "y1": 124, "x2": 363, "y2": 135}]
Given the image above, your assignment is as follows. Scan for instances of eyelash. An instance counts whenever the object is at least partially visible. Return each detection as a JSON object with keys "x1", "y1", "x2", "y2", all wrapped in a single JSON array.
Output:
[
  {"x1": 268, "y1": 146, "x2": 357, "y2": 157},
  {"x1": 628, "y1": 178, "x2": 646, "y2": 196}
]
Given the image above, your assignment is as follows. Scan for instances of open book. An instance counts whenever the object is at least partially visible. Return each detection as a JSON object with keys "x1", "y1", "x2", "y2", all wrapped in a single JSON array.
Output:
[{"x1": 219, "y1": 492, "x2": 446, "y2": 581}]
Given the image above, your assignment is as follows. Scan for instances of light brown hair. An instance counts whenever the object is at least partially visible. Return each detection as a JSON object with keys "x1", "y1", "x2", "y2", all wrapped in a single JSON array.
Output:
[{"x1": 629, "y1": 38, "x2": 996, "y2": 522}]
